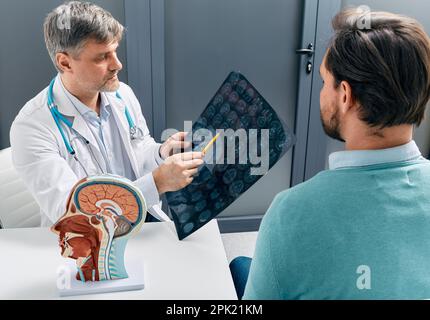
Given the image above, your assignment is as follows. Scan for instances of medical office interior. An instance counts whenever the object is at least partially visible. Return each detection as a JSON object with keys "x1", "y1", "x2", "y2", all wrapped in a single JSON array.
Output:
[{"x1": 1, "y1": 0, "x2": 430, "y2": 301}]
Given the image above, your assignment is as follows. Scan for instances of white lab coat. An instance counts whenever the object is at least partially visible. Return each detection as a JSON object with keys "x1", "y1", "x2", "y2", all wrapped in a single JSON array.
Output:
[{"x1": 10, "y1": 78, "x2": 165, "y2": 227}]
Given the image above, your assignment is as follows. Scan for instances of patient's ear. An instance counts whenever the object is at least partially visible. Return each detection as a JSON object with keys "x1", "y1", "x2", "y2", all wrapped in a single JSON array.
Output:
[{"x1": 338, "y1": 80, "x2": 355, "y2": 115}]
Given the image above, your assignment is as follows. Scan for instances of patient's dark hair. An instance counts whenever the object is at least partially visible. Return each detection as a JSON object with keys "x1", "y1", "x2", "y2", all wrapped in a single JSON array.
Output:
[{"x1": 325, "y1": 8, "x2": 430, "y2": 127}]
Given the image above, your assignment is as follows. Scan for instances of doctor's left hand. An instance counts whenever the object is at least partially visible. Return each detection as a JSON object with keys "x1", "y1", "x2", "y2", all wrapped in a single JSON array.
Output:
[{"x1": 159, "y1": 132, "x2": 192, "y2": 159}]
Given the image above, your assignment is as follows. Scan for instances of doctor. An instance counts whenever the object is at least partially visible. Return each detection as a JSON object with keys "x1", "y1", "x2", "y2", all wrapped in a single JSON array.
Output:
[{"x1": 10, "y1": 2, "x2": 203, "y2": 227}]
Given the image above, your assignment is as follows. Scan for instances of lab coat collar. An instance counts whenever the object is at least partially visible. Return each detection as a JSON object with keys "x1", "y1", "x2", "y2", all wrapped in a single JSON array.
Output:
[
  {"x1": 54, "y1": 76, "x2": 97, "y2": 145},
  {"x1": 53, "y1": 75, "x2": 107, "y2": 172},
  {"x1": 53, "y1": 76, "x2": 140, "y2": 177},
  {"x1": 53, "y1": 75, "x2": 81, "y2": 118}
]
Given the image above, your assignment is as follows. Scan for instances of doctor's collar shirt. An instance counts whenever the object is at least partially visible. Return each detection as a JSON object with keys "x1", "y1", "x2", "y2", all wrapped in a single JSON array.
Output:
[{"x1": 59, "y1": 77, "x2": 137, "y2": 180}]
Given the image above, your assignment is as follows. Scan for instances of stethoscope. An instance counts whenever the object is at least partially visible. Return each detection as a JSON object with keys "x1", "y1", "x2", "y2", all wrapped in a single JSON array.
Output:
[{"x1": 47, "y1": 77, "x2": 145, "y2": 176}]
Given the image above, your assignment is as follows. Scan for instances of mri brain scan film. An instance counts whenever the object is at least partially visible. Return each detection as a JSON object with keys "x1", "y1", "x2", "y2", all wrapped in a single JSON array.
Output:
[{"x1": 166, "y1": 72, "x2": 296, "y2": 240}]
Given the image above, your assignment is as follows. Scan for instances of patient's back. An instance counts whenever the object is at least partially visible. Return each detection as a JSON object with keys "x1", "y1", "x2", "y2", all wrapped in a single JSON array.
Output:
[{"x1": 244, "y1": 158, "x2": 430, "y2": 300}]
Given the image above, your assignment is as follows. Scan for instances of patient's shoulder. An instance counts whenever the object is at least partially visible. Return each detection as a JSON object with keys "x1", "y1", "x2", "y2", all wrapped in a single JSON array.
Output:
[
  {"x1": 272, "y1": 171, "x2": 334, "y2": 205},
  {"x1": 262, "y1": 170, "x2": 345, "y2": 230}
]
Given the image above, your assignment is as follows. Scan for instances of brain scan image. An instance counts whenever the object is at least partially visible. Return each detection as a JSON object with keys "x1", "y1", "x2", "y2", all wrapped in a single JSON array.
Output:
[
  {"x1": 51, "y1": 175, "x2": 146, "y2": 282},
  {"x1": 166, "y1": 72, "x2": 296, "y2": 240}
]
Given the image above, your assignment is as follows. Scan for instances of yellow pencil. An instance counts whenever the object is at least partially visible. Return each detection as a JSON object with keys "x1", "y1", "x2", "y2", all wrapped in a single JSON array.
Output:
[{"x1": 202, "y1": 133, "x2": 221, "y2": 154}]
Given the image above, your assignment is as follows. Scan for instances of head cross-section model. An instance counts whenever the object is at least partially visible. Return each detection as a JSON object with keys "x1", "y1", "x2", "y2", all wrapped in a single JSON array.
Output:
[{"x1": 51, "y1": 175, "x2": 147, "y2": 282}]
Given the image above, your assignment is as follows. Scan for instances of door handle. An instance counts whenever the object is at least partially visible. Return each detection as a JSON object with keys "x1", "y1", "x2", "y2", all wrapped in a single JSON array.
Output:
[{"x1": 296, "y1": 43, "x2": 315, "y2": 57}]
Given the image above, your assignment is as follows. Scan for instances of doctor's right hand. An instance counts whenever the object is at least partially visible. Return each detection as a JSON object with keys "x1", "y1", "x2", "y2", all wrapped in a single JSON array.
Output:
[{"x1": 152, "y1": 152, "x2": 204, "y2": 195}]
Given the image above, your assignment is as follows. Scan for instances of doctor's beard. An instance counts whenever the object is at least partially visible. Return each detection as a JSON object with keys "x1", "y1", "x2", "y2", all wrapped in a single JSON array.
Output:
[{"x1": 99, "y1": 74, "x2": 120, "y2": 92}]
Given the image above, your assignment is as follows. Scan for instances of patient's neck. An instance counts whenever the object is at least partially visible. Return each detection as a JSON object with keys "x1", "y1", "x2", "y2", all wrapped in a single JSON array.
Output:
[{"x1": 343, "y1": 119, "x2": 414, "y2": 151}]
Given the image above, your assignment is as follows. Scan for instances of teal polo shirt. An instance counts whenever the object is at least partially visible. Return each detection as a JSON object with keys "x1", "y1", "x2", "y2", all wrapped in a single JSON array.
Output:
[{"x1": 243, "y1": 141, "x2": 430, "y2": 300}]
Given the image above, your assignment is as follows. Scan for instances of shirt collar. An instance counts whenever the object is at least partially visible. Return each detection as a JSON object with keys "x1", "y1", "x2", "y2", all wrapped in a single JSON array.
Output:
[
  {"x1": 328, "y1": 140, "x2": 423, "y2": 170},
  {"x1": 58, "y1": 76, "x2": 111, "y2": 122}
]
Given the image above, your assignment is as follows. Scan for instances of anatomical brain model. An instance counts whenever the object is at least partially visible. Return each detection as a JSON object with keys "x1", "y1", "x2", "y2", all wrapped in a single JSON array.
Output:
[{"x1": 51, "y1": 175, "x2": 147, "y2": 282}]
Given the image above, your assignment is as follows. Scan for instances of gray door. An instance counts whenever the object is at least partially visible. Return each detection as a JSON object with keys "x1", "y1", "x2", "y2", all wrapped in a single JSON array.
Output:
[
  {"x1": 305, "y1": 0, "x2": 430, "y2": 179},
  {"x1": 164, "y1": 0, "x2": 301, "y2": 220}
]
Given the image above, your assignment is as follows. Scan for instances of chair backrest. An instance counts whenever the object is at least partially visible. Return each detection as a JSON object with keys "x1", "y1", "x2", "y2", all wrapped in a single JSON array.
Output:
[{"x1": 0, "y1": 147, "x2": 40, "y2": 229}]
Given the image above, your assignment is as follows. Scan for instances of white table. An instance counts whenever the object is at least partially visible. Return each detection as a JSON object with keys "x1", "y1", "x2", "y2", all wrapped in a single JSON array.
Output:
[{"x1": 0, "y1": 220, "x2": 237, "y2": 300}]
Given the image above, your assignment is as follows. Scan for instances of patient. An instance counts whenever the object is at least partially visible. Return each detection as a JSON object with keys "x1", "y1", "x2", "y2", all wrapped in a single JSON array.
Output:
[{"x1": 232, "y1": 8, "x2": 430, "y2": 299}]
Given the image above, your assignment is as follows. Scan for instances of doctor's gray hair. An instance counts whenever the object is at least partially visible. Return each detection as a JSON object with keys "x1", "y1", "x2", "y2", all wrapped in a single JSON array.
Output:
[{"x1": 44, "y1": 1, "x2": 124, "y2": 72}]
